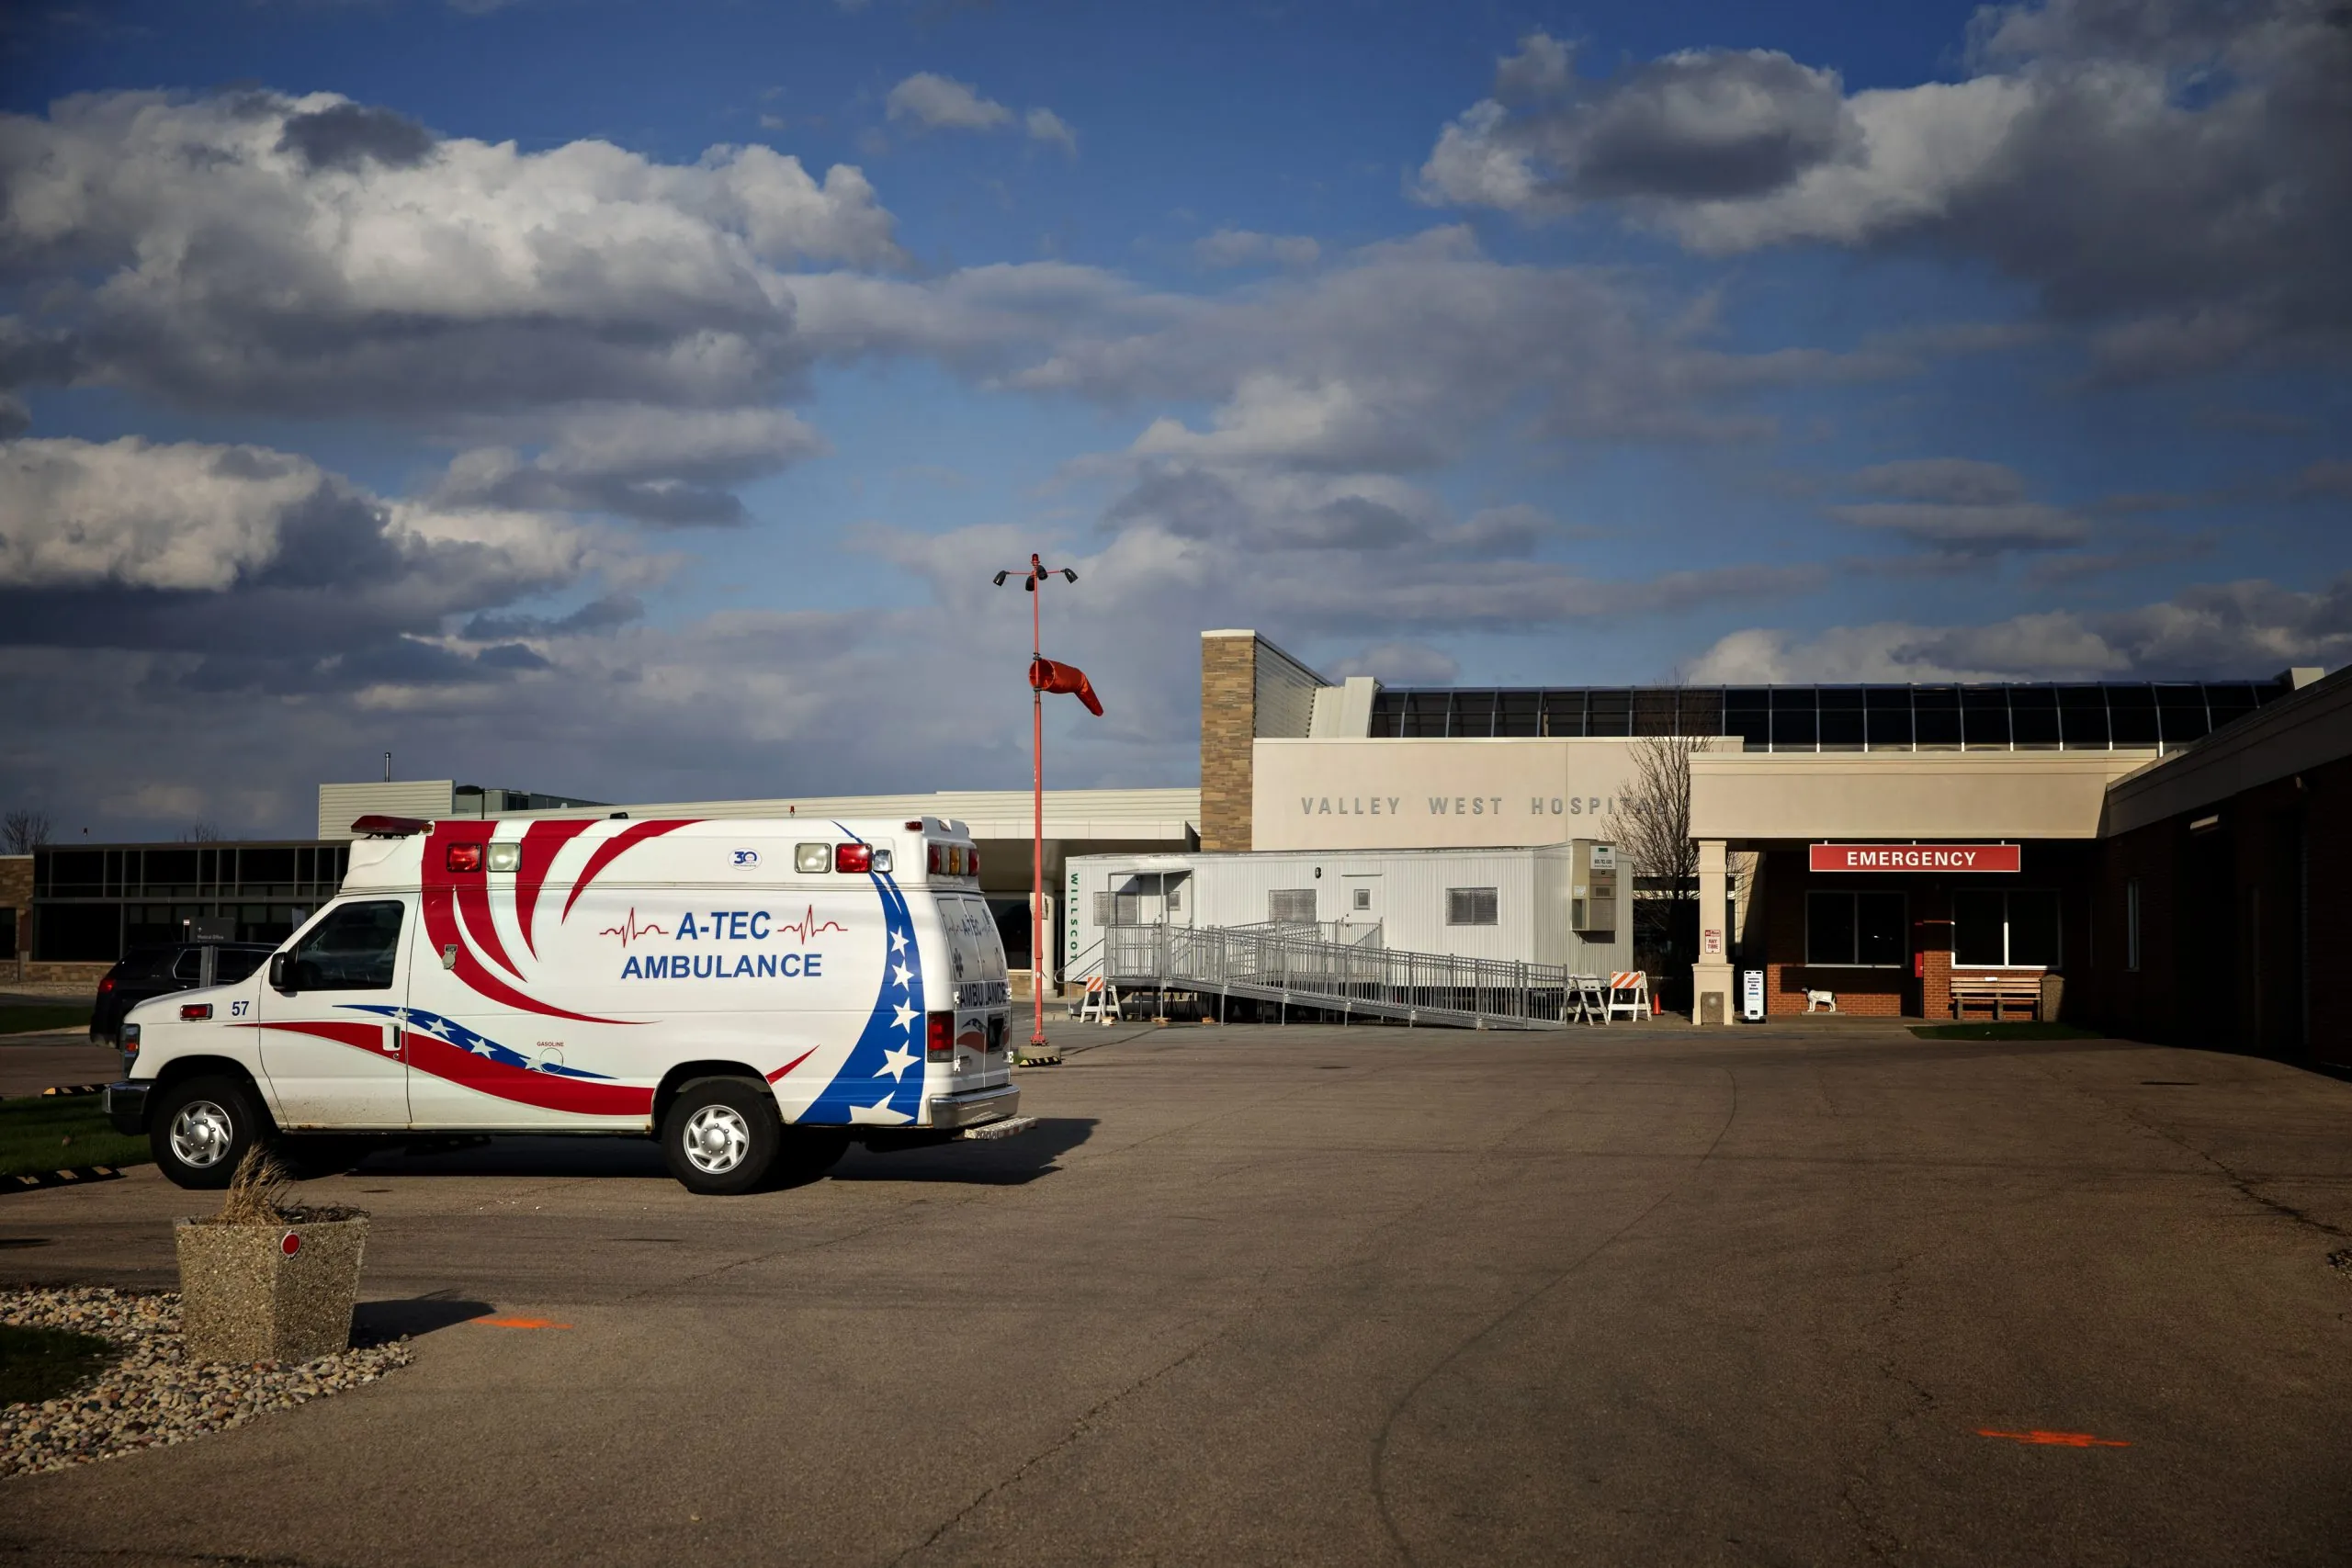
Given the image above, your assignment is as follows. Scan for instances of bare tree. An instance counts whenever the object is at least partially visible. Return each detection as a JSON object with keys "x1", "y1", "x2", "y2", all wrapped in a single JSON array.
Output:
[
  {"x1": 179, "y1": 821, "x2": 224, "y2": 843},
  {"x1": 1608, "y1": 736, "x2": 1705, "y2": 999},
  {"x1": 2, "y1": 809, "x2": 53, "y2": 853}
]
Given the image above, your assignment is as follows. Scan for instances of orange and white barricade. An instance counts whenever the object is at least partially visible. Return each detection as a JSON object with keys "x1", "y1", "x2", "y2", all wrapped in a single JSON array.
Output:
[
  {"x1": 1074, "y1": 974, "x2": 1121, "y2": 1025},
  {"x1": 1606, "y1": 971, "x2": 1649, "y2": 1023}
]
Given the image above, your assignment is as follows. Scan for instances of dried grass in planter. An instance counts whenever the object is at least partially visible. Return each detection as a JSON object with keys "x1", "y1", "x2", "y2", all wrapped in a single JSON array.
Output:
[{"x1": 175, "y1": 1145, "x2": 370, "y2": 1363}]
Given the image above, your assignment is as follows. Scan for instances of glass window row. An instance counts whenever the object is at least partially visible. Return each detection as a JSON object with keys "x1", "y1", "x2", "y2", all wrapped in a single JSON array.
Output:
[
  {"x1": 34, "y1": 843, "x2": 350, "y2": 897},
  {"x1": 1367, "y1": 681, "x2": 2283, "y2": 750}
]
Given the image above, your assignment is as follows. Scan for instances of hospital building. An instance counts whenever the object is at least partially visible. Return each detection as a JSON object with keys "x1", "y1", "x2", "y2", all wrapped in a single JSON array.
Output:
[{"x1": 10, "y1": 628, "x2": 2347, "y2": 1067}]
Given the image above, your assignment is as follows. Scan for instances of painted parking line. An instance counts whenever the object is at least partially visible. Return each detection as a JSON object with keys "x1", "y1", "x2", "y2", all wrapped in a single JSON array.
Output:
[
  {"x1": 472, "y1": 1315, "x2": 573, "y2": 1330},
  {"x1": 1978, "y1": 1428, "x2": 2130, "y2": 1448}
]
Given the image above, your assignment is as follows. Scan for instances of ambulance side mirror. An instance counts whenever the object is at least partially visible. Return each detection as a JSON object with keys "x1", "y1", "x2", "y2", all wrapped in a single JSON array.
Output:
[{"x1": 268, "y1": 953, "x2": 295, "y2": 994}]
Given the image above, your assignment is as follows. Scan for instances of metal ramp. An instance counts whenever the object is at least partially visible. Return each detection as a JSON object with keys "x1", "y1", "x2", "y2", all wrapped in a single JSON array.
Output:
[{"x1": 1095, "y1": 920, "x2": 1577, "y2": 1031}]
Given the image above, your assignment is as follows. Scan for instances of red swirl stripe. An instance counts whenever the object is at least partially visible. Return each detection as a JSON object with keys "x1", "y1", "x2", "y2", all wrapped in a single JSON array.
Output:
[
  {"x1": 562, "y1": 819, "x2": 695, "y2": 923},
  {"x1": 516, "y1": 818, "x2": 595, "y2": 957}
]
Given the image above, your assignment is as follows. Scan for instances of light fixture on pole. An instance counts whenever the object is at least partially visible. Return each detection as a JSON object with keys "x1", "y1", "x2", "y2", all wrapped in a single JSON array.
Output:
[{"x1": 991, "y1": 553, "x2": 1100, "y2": 1052}]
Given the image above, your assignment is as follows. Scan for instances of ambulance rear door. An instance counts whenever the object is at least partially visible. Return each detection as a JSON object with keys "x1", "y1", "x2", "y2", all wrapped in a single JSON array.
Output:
[{"x1": 940, "y1": 891, "x2": 1012, "y2": 1090}]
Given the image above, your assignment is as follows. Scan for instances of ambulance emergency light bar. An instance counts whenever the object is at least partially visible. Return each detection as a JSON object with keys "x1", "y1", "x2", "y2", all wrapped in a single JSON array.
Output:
[{"x1": 357, "y1": 815, "x2": 976, "y2": 880}]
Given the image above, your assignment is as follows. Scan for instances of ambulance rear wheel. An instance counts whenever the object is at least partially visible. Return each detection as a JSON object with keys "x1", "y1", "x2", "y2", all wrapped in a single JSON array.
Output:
[{"x1": 661, "y1": 1077, "x2": 779, "y2": 1196}]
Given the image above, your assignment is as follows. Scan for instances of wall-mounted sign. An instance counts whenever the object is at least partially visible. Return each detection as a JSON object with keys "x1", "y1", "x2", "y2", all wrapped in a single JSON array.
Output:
[{"x1": 1809, "y1": 843, "x2": 2021, "y2": 874}]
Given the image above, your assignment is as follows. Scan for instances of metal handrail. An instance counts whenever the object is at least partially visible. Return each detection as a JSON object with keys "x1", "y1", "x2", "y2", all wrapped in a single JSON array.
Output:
[{"x1": 1100, "y1": 920, "x2": 1574, "y2": 1028}]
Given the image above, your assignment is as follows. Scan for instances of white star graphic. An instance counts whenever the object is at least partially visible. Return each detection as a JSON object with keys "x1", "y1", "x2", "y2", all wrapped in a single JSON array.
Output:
[
  {"x1": 875, "y1": 1044, "x2": 918, "y2": 1082},
  {"x1": 470, "y1": 1040, "x2": 496, "y2": 1058},
  {"x1": 889, "y1": 929, "x2": 908, "y2": 954},
  {"x1": 891, "y1": 961, "x2": 911, "y2": 992},
  {"x1": 891, "y1": 1000, "x2": 918, "y2": 1032},
  {"x1": 417, "y1": 1016, "x2": 452, "y2": 1037},
  {"x1": 847, "y1": 1094, "x2": 913, "y2": 1126}
]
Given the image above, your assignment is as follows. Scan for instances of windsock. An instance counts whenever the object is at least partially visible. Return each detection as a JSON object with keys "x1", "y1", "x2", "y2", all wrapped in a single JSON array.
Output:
[{"x1": 1029, "y1": 657, "x2": 1103, "y2": 716}]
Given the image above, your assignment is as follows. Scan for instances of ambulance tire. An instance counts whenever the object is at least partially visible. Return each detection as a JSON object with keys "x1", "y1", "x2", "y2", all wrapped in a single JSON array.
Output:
[
  {"x1": 661, "y1": 1077, "x2": 781, "y2": 1196},
  {"x1": 151, "y1": 1073, "x2": 268, "y2": 1190},
  {"x1": 766, "y1": 1129, "x2": 852, "y2": 1189}
]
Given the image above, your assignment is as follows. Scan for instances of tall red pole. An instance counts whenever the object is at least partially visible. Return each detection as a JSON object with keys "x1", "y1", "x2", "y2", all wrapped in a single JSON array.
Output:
[{"x1": 1030, "y1": 554, "x2": 1046, "y2": 1049}]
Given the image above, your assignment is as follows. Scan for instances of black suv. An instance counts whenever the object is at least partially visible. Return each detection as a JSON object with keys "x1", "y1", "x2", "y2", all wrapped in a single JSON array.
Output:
[{"x1": 91, "y1": 943, "x2": 275, "y2": 1046}]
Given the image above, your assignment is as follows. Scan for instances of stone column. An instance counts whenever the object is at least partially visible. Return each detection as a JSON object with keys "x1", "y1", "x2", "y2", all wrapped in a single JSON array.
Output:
[
  {"x1": 1692, "y1": 839, "x2": 1736, "y2": 1025},
  {"x1": 1199, "y1": 632, "x2": 1258, "y2": 852}
]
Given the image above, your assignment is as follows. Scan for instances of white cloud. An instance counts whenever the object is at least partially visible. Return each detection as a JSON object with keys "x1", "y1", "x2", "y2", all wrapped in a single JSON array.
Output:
[
  {"x1": 1024, "y1": 107, "x2": 1078, "y2": 154},
  {"x1": 1416, "y1": 36, "x2": 1858, "y2": 215},
  {"x1": 885, "y1": 73, "x2": 1012, "y2": 133},
  {"x1": 1688, "y1": 574, "x2": 2352, "y2": 682},
  {"x1": 0, "y1": 89, "x2": 903, "y2": 420},
  {"x1": 1, "y1": 437, "x2": 317, "y2": 591},
  {"x1": 1829, "y1": 502, "x2": 2088, "y2": 553},
  {"x1": 1328, "y1": 641, "x2": 1461, "y2": 684},
  {"x1": 1193, "y1": 228, "x2": 1319, "y2": 268},
  {"x1": 0, "y1": 434, "x2": 626, "y2": 673},
  {"x1": 1415, "y1": 3, "x2": 2352, "y2": 374},
  {"x1": 435, "y1": 405, "x2": 831, "y2": 525}
]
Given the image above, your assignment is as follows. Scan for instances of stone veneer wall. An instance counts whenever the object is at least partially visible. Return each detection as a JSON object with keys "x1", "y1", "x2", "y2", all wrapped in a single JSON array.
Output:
[
  {"x1": 1, "y1": 855, "x2": 29, "y2": 978},
  {"x1": 1200, "y1": 633, "x2": 1258, "y2": 852}
]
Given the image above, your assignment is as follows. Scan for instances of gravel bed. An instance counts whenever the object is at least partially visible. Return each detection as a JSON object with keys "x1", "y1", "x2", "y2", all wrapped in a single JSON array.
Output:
[{"x1": 2, "y1": 1286, "x2": 413, "y2": 1479}]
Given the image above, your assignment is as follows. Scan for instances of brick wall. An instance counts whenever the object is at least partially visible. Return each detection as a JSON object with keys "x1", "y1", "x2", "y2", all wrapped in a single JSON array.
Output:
[
  {"x1": 1753, "y1": 846, "x2": 2098, "y2": 1021},
  {"x1": 1200, "y1": 633, "x2": 1257, "y2": 852},
  {"x1": 2077, "y1": 754, "x2": 2351, "y2": 1066},
  {"x1": 19, "y1": 961, "x2": 110, "y2": 985},
  {"x1": 2306, "y1": 755, "x2": 2352, "y2": 1066}
]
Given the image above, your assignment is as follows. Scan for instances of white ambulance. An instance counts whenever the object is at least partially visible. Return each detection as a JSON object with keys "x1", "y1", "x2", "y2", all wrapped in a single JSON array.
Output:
[{"x1": 104, "y1": 814, "x2": 1027, "y2": 1194}]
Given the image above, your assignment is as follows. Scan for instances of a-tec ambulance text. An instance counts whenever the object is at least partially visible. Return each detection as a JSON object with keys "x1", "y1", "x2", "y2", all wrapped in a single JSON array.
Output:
[{"x1": 105, "y1": 816, "x2": 1029, "y2": 1194}]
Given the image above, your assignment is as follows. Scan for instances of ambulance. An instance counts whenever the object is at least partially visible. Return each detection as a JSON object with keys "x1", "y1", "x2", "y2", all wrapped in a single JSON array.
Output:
[{"x1": 104, "y1": 814, "x2": 1027, "y2": 1194}]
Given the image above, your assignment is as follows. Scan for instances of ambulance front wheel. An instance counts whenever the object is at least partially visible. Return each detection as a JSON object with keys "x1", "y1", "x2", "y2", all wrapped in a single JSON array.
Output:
[
  {"x1": 150, "y1": 1073, "x2": 268, "y2": 1190},
  {"x1": 661, "y1": 1077, "x2": 780, "y2": 1196}
]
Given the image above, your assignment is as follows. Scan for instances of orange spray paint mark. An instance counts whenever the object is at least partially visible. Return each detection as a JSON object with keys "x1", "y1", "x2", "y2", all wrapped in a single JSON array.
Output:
[
  {"x1": 473, "y1": 1315, "x2": 573, "y2": 1330},
  {"x1": 1978, "y1": 1428, "x2": 2130, "y2": 1448}
]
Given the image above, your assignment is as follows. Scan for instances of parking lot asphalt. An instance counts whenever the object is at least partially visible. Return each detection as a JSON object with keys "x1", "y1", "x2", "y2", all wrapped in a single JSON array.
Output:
[
  {"x1": 4, "y1": 1018, "x2": 2349, "y2": 1566},
  {"x1": 0, "y1": 1035, "x2": 118, "y2": 1100}
]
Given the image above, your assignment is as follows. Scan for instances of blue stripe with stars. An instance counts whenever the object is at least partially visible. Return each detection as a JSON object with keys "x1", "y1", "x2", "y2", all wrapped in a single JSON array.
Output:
[{"x1": 794, "y1": 845, "x2": 923, "y2": 1127}]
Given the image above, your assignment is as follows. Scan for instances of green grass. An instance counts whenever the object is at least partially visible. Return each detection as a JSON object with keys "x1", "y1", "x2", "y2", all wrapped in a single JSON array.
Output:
[
  {"x1": 0, "y1": 1004, "x2": 93, "y2": 1034},
  {"x1": 1910, "y1": 1021, "x2": 2103, "y2": 1042},
  {"x1": 0, "y1": 1324, "x2": 122, "y2": 1405},
  {"x1": 0, "y1": 1096, "x2": 149, "y2": 1178}
]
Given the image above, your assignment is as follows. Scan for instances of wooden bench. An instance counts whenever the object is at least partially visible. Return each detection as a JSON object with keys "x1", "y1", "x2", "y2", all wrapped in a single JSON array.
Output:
[{"x1": 1950, "y1": 970, "x2": 2044, "y2": 1021}]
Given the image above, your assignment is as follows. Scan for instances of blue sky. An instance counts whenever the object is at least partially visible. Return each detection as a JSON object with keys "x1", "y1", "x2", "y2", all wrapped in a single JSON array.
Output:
[{"x1": 2, "y1": 0, "x2": 2346, "y2": 837}]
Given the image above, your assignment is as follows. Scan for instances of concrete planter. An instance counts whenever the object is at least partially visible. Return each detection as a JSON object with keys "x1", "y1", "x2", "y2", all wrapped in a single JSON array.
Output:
[{"x1": 175, "y1": 1213, "x2": 369, "y2": 1364}]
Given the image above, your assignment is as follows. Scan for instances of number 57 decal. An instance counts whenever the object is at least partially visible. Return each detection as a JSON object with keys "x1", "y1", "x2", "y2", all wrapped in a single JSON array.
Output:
[{"x1": 231, "y1": 1000, "x2": 249, "y2": 1017}]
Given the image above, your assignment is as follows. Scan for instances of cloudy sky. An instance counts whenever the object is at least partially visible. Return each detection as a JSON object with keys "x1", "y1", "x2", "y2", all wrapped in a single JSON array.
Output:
[{"x1": 3, "y1": 0, "x2": 2347, "y2": 838}]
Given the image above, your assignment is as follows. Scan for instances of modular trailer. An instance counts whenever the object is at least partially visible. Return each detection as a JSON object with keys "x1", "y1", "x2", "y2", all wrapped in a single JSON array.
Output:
[{"x1": 1064, "y1": 842, "x2": 1635, "y2": 978}]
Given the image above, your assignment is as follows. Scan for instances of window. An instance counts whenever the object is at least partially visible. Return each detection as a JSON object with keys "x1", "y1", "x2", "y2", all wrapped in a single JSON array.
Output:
[
  {"x1": 172, "y1": 950, "x2": 204, "y2": 981},
  {"x1": 1268, "y1": 889, "x2": 1317, "y2": 925},
  {"x1": 1351, "y1": 886, "x2": 1371, "y2": 911},
  {"x1": 215, "y1": 948, "x2": 267, "y2": 984},
  {"x1": 1446, "y1": 887, "x2": 1498, "y2": 926},
  {"x1": 1954, "y1": 890, "x2": 2062, "y2": 967},
  {"x1": 1805, "y1": 891, "x2": 1906, "y2": 966},
  {"x1": 287, "y1": 900, "x2": 403, "y2": 990},
  {"x1": 2125, "y1": 879, "x2": 2142, "y2": 972}
]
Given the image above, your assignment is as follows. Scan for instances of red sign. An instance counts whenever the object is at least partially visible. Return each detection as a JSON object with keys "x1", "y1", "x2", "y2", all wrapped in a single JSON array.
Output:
[{"x1": 1809, "y1": 843, "x2": 2020, "y2": 874}]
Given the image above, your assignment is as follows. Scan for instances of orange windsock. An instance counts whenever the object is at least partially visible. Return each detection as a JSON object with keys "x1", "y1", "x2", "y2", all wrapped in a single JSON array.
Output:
[{"x1": 1029, "y1": 657, "x2": 1103, "y2": 716}]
